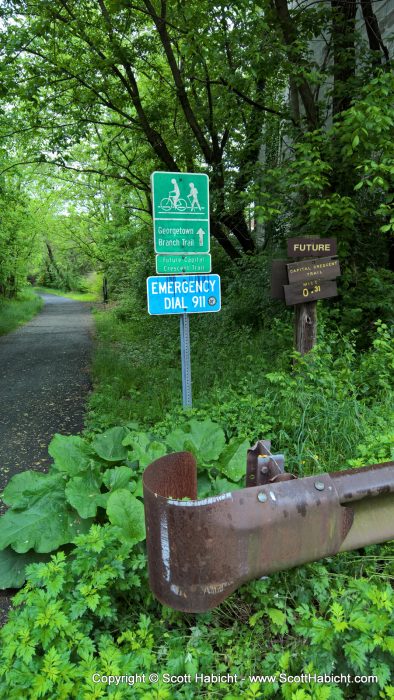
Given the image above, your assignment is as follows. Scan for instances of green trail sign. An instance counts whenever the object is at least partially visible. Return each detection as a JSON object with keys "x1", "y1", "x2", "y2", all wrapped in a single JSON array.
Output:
[
  {"x1": 151, "y1": 171, "x2": 210, "y2": 253},
  {"x1": 156, "y1": 253, "x2": 211, "y2": 274}
]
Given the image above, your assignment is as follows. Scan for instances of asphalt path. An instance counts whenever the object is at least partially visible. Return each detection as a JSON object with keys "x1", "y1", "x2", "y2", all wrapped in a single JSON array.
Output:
[{"x1": 0, "y1": 293, "x2": 93, "y2": 622}]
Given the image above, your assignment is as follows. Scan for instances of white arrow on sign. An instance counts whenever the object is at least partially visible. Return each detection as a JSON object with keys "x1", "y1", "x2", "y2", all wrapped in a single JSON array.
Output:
[{"x1": 197, "y1": 228, "x2": 205, "y2": 246}]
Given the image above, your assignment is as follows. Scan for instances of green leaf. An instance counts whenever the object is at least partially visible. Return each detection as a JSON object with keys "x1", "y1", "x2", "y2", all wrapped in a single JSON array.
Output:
[
  {"x1": 0, "y1": 491, "x2": 92, "y2": 553},
  {"x1": 65, "y1": 473, "x2": 102, "y2": 518},
  {"x1": 91, "y1": 426, "x2": 129, "y2": 462},
  {"x1": 343, "y1": 639, "x2": 367, "y2": 669},
  {"x1": 122, "y1": 431, "x2": 150, "y2": 448},
  {"x1": 267, "y1": 607, "x2": 287, "y2": 628},
  {"x1": 48, "y1": 434, "x2": 92, "y2": 475},
  {"x1": 131, "y1": 479, "x2": 143, "y2": 498},
  {"x1": 124, "y1": 433, "x2": 168, "y2": 468},
  {"x1": 95, "y1": 492, "x2": 110, "y2": 508},
  {"x1": 371, "y1": 662, "x2": 391, "y2": 689},
  {"x1": 166, "y1": 419, "x2": 225, "y2": 463},
  {"x1": 197, "y1": 473, "x2": 213, "y2": 498},
  {"x1": 352, "y1": 134, "x2": 360, "y2": 149},
  {"x1": 106, "y1": 489, "x2": 145, "y2": 544},
  {"x1": 103, "y1": 466, "x2": 133, "y2": 491},
  {"x1": 249, "y1": 610, "x2": 264, "y2": 628},
  {"x1": 218, "y1": 438, "x2": 250, "y2": 482},
  {"x1": 141, "y1": 440, "x2": 168, "y2": 467},
  {"x1": 0, "y1": 547, "x2": 50, "y2": 589},
  {"x1": 212, "y1": 477, "x2": 238, "y2": 494},
  {"x1": 2, "y1": 471, "x2": 65, "y2": 509}
]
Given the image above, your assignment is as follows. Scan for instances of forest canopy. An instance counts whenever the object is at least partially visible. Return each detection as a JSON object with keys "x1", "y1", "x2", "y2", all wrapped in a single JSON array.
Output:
[{"x1": 0, "y1": 0, "x2": 393, "y2": 299}]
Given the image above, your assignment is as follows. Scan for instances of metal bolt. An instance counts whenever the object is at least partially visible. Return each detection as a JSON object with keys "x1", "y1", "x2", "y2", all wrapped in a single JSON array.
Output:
[
  {"x1": 257, "y1": 492, "x2": 268, "y2": 503},
  {"x1": 314, "y1": 481, "x2": 325, "y2": 491},
  {"x1": 261, "y1": 466, "x2": 269, "y2": 474}
]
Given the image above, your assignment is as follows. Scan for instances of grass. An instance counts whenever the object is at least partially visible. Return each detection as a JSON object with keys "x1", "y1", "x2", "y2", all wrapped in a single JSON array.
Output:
[
  {"x1": 87, "y1": 308, "x2": 182, "y2": 428},
  {"x1": 34, "y1": 286, "x2": 100, "y2": 302},
  {"x1": 0, "y1": 289, "x2": 43, "y2": 336},
  {"x1": 87, "y1": 300, "x2": 284, "y2": 429},
  {"x1": 87, "y1": 299, "x2": 394, "y2": 478}
]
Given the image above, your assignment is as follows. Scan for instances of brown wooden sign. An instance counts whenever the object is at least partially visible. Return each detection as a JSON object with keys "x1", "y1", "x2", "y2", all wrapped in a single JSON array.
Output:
[
  {"x1": 287, "y1": 237, "x2": 337, "y2": 258},
  {"x1": 284, "y1": 279, "x2": 338, "y2": 306},
  {"x1": 287, "y1": 256, "x2": 340, "y2": 284},
  {"x1": 270, "y1": 260, "x2": 288, "y2": 300}
]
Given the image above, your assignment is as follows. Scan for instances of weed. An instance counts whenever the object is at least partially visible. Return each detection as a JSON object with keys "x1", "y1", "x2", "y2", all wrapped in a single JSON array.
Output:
[{"x1": 0, "y1": 289, "x2": 43, "y2": 336}]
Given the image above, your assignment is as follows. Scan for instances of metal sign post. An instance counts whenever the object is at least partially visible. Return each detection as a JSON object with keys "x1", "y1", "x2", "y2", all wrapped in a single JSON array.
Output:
[{"x1": 180, "y1": 313, "x2": 192, "y2": 408}]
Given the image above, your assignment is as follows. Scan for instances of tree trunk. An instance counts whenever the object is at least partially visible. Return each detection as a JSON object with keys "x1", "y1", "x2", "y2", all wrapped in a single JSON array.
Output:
[
  {"x1": 210, "y1": 217, "x2": 241, "y2": 260},
  {"x1": 271, "y1": 0, "x2": 319, "y2": 129},
  {"x1": 46, "y1": 242, "x2": 61, "y2": 275},
  {"x1": 221, "y1": 211, "x2": 256, "y2": 254},
  {"x1": 331, "y1": 0, "x2": 357, "y2": 116},
  {"x1": 360, "y1": 0, "x2": 390, "y2": 65}
]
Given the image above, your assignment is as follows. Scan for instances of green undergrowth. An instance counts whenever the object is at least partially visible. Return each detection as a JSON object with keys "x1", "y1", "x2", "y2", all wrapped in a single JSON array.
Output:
[
  {"x1": 88, "y1": 304, "x2": 291, "y2": 430},
  {"x1": 34, "y1": 286, "x2": 99, "y2": 303},
  {"x1": 0, "y1": 289, "x2": 43, "y2": 336},
  {"x1": 88, "y1": 304, "x2": 393, "y2": 476},
  {"x1": 0, "y1": 525, "x2": 392, "y2": 699},
  {"x1": 0, "y1": 299, "x2": 393, "y2": 698}
]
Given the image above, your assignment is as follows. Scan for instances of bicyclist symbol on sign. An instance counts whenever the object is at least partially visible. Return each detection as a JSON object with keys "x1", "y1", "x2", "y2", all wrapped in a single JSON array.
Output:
[{"x1": 160, "y1": 179, "x2": 203, "y2": 213}]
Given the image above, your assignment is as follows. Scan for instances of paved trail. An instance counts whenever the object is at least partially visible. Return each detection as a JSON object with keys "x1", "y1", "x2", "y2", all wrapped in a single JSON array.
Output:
[{"x1": 0, "y1": 294, "x2": 93, "y2": 622}]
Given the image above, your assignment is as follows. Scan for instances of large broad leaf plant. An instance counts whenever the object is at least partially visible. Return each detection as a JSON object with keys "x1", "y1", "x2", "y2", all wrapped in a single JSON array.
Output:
[{"x1": 0, "y1": 419, "x2": 249, "y2": 587}]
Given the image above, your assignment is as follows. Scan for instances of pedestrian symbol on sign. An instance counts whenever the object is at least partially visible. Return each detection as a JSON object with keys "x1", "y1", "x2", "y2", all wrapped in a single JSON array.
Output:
[{"x1": 187, "y1": 182, "x2": 201, "y2": 211}]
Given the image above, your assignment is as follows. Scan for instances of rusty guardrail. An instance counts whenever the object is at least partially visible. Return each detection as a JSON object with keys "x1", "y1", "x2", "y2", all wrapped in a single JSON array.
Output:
[{"x1": 143, "y1": 441, "x2": 394, "y2": 612}]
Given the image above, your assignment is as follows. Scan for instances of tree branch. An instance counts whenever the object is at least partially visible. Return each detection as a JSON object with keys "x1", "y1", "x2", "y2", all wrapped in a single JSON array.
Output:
[
  {"x1": 361, "y1": 0, "x2": 390, "y2": 64},
  {"x1": 95, "y1": 0, "x2": 179, "y2": 170},
  {"x1": 142, "y1": 0, "x2": 213, "y2": 163}
]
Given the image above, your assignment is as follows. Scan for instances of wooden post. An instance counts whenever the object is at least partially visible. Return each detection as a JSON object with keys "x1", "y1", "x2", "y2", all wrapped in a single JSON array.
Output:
[
  {"x1": 294, "y1": 301, "x2": 317, "y2": 355},
  {"x1": 288, "y1": 234, "x2": 325, "y2": 356},
  {"x1": 271, "y1": 236, "x2": 338, "y2": 355}
]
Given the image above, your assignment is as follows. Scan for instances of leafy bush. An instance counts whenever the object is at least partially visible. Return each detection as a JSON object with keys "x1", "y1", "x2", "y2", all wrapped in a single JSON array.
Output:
[
  {"x1": 294, "y1": 579, "x2": 393, "y2": 693},
  {"x1": 0, "y1": 527, "x2": 392, "y2": 699},
  {"x1": 0, "y1": 419, "x2": 253, "y2": 588},
  {"x1": 0, "y1": 525, "x2": 155, "y2": 700},
  {"x1": 0, "y1": 428, "x2": 148, "y2": 588},
  {"x1": 0, "y1": 399, "x2": 393, "y2": 699},
  {"x1": 331, "y1": 270, "x2": 394, "y2": 345}
]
